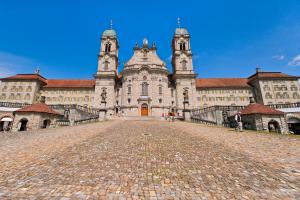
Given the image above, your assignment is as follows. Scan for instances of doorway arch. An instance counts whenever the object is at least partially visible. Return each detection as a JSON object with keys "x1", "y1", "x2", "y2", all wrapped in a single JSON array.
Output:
[
  {"x1": 141, "y1": 103, "x2": 148, "y2": 116},
  {"x1": 287, "y1": 117, "x2": 300, "y2": 134},
  {"x1": 42, "y1": 119, "x2": 51, "y2": 129},
  {"x1": 268, "y1": 120, "x2": 280, "y2": 133},
  {"x1": 18, "y1": 118, "x2": 28, "y2": 131},
  {"x1": 0, "y1": 116, "x2": 13, "y2": 131}
]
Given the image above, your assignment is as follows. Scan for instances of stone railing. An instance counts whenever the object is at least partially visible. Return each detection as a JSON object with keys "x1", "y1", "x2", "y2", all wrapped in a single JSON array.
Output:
[
  {"x1": 56, "y1": 119, "x2": 70, "y2": 126},
  {"x1": 50, "y1": 104, "x2": 99, "y2": 116},
  {"x1": 191, "y1": 118, "x2": 217, "y2": 125},
  {"x1": 74, "y1": 116, "x2": 99, "y2": 125}
]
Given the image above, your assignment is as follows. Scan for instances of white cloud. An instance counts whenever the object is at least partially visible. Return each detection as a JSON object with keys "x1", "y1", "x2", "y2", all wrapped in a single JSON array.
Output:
[
  {"x1": 272, "y1": 55, "x2": 285, "y2": 61},
  {"x1": 0, "y1": 51, "x2": 36, "y2": 77},
  {"x1": 288, "y1": 54, "x2": 300, "y2": 66}
]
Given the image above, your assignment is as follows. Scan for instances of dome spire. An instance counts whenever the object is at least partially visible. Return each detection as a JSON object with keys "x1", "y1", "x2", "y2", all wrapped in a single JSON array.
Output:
[
  {"x1": 177, "y1": 17, "x2": 181, "y2": 28},
  {"x1": 110, "y1": 19, "x2": 113, "y2": 30}
]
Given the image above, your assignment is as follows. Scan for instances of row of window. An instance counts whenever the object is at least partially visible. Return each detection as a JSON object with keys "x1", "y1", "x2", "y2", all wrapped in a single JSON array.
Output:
[
  {"x1": 197, "y1": 96, "x2": 250, "y2": 102},
  {"x1": 198, "y1": 90, "x2": 251, "y2": 94},
  {"x1": 265, "y1": 92, "x2": 300, "y2": 99},
  {"x1": 1, "y1": 82, "x2": 34, "y2": 86},
  {"x1": 46, "y1": 96, "x2": 93, "y2": 103},
  {"x1": 126, "y1": 98, "x2": 164, "y2": 104},
  {"x1": 264, "y1": 85, "x2": 298, "y2": 91},
  {"x1": 43, "y1": 90, "x2": 93, "y2": 95},
  {"x1": 0, "y1": 93, "x2": 31, "y2": 100},
  {"x1": 127, "y1": 84, "x2": 164, "y2": 96},
  {"x1": 2, "y1": 86, "x2": 33, "y2": 92}
]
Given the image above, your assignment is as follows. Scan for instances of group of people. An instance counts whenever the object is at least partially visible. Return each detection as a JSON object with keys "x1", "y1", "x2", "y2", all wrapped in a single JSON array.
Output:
[{"x1": 161, "y1": 112, "x2": 175, "y2": 122}]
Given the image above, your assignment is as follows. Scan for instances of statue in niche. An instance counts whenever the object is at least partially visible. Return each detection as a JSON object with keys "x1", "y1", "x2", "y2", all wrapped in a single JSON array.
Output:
[{"x1": 101, "y1": 88, "x2": 107, "y2": 102}]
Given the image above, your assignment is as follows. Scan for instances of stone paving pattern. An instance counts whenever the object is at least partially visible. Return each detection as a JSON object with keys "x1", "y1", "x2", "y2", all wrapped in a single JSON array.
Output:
[{"x1": 0, "y1": 119, "x2": 299, "y2": 199}]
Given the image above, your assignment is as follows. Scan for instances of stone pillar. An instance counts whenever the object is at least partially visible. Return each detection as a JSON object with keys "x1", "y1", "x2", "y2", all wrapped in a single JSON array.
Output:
[
  {"x1": 99, "y1": 109, "x2": 107, "y2": 121},
  {"x1": 183, "y1": 109, "x2": 191, "y2": 121}
]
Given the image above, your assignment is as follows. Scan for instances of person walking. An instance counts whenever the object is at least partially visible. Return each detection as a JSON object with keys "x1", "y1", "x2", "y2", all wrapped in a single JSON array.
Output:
[{"x1": 235, "y1": 112, "x2": 243, "y2": 132}]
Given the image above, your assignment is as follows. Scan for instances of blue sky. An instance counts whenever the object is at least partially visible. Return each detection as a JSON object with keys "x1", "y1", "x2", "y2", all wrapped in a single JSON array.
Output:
[{"x1": 0, "y1": 0, "x2": 300, "y2": 79}]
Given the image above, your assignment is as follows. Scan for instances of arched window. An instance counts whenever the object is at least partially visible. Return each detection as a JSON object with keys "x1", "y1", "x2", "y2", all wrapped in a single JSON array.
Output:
[
  {"x1": 105, "y1": 43, "x2": 111, "y2": 53},
  {"x1": 16, "y1": 93, "x2": 21, "y2": 100},
  {"x1": 9, "y1": 93, "x2": 15, "y2": 100},
  {"x1": 293, "y1": 92, "x2": 299, "y2": 99},
  {"x1": 18, "y1": 86, "x2": 23, "y2": 92},
  {"x1": 0, "y1": 93, "x2": 6, "y2": 100},
  {"x1": 265, "y1": 92, "x2": 272, "y2": 99},
  {"x1": 276, "y1": 92, "x2": 282, "y2": 99},
  {"x1": 141, "y1": 82, "x2": 148, "y2": 96},
  {"x1": 179, "y1": 41, "x2": 186, "y2": 51},
  {"x1": 26, "y1": 86, "x2": 32, "y2": 92},
  {"x1": 291, "y1": 85, "x2": 298, "y2": 91},
  {"x1": 158, "y1": 85, "x2": 162, "y2": 96},
  {"x1": 181, "y1": 60, "x2": 187, "y2": 70},
  {"x1": 283, "y1": 92, "x2": 289, "y2": 99},
  {"x1": 2, "y1": 86, "x2": 7, "y2": 92}
]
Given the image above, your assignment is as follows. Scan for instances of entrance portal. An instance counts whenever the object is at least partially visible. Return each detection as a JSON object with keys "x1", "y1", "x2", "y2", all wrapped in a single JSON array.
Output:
[
  {"x1": 288, "y1": 117, "x2": 300, "y2": 134},
  {"x1": 141, "y1": 103, "x2": 148, "y2": 116},
  {"x1": 19, "y1": 118, "x2": 28, "y2": 131},
  {"x1": 268, "y1": 120, "x2": 280, "y2": 133}
]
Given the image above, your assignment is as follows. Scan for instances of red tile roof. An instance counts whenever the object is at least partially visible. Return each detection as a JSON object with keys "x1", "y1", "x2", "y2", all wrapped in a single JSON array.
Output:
[
  {"x1": 14, "y1": 103, "x2": 61, "y2": 115},
  {"x1": 44, "y1": 79, "x2": 96, "y2": 88},
  {"x1": 196, "y1": 78, "x2": 250, "y2": 89},
  {"x1": 248, "y1": 72, "x2": 299, "y2": 82},
  {"x1": 241, "y1": 103, "x2": 284, "y2": 115},
  {"x1": 1, "y1": 74, "x2": 47, "y2": 84}
]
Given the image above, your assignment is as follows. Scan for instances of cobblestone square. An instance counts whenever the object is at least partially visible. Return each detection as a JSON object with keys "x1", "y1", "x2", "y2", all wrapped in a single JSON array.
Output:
[{"x1": 0, "y1": 119, "x2": 299, "y2": 199}]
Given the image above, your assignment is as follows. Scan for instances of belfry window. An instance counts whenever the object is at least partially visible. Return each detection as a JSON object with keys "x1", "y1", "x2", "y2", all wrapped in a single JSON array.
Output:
[
  {"x1": 105, "y1": 43, "x2": 111, "y2": 53},
  {"x1": 179, "y1": 42, "x2": 186, "y2": 51},
  {"x1": 142, "y1": 82, "x2": 148, "y2": 96}
]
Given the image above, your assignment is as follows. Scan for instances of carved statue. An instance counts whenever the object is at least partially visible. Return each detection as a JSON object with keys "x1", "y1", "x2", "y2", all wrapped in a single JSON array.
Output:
[{"x1": 183, "y1": 90, "x2": 189, "y2": 102}]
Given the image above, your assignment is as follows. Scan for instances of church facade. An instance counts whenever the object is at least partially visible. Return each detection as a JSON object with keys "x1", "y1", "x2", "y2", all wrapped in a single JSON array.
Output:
[{"x1": 1, "y1": 25, "x2": 300, "y2": 118}]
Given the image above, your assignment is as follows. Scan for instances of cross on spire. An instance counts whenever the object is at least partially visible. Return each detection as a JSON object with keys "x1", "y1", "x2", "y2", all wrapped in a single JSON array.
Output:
[
  {"x1": 177, "y1": 17, "x2": 181, "y2": 28},
  {"x1": 110, "y1": 20, "x2": 113, "y2": 30}
]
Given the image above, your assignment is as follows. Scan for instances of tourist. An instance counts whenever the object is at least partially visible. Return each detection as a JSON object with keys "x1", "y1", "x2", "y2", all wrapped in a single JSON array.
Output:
[{"x1": 235, "y1": 112, "x2": 243, "y2": 132}]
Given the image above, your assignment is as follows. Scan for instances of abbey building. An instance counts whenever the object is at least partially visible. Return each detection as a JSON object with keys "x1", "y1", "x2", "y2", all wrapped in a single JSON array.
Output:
[{"x1": 1, "y1": 25, "x2": 300, "y2": 117}]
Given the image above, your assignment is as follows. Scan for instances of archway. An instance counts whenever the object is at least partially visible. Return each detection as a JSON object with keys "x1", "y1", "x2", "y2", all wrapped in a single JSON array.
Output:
[
  {"x1": 287, "y1": 117, "x2": 300, "y2": 134},
  {"x1": 268, "y1": 120, "x2": 280, "y2": 133},
  {"x1": 0, "y1": 116, "x2": 13, "y2": 131},
  {"x1": 141, "y1": 103, "x2": 148, "y2": 116},
  {"x1": 18, "y1": 118, "x2": 28, "y2": 131},
  {"x1": 42, "y1": 119, "x2": 51, "y2": 129}
]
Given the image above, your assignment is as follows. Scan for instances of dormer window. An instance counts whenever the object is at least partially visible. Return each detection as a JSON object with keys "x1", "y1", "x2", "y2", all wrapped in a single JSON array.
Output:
[{"x1": 105, "y1": 43, "x2": 111, "y2": 53}]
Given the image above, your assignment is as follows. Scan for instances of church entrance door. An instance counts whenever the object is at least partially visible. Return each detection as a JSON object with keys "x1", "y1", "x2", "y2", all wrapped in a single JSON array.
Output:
[{"x1": 141, "y1": 103, "x2": 148, "y2": 116}]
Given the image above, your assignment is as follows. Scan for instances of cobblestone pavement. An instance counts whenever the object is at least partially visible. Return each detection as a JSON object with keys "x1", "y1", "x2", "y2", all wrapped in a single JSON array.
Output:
[{"x1": 0, "y1": 119, "x2": 299, "y2": 199}]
